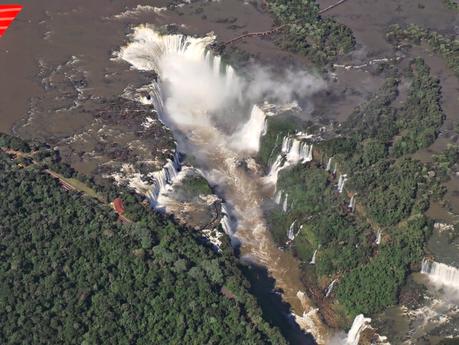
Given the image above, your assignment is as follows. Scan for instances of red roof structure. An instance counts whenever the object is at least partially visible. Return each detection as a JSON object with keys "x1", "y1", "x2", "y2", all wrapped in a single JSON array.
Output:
[{"x1": 113, "y1": 198, "x2": 125, "y2": 215}]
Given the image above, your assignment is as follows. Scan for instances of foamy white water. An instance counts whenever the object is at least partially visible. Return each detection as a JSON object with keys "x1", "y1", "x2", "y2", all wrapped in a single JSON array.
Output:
[
  {"x1": 117, "y1": 25, "x2": 328, "y2": 342},
  {"x1": 422, "y1": 258, "x2": 459, "y2": 290}
]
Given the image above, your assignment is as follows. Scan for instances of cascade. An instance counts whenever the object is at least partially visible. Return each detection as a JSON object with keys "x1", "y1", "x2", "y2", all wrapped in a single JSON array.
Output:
[
  {"x1": 375, "y1": 229, "x2": 382, "y2": 245},
  {"x1": 283, "y1": 137, "x2": 313, "y2": 164},
  {"x1": 118, "y1": 26, "x2": 328, "y2": 344},
  {"x1": 421, "y1": 259, "x2": 459, "y2": 290},
  {"x1": 310, "y1": 249, "x2": 317, "y2": 265},
  {"x1": 337, "y1": 174, "x2": 348, "y2": 193},
  {"x1": 149, "y1": 151, "x2": 181, "y2": 205},
  {"x1": 261, "y1": 118, "x2": 268, "y2": 136},
  {"x1": 287, "y1": 220, "x2": 297, "y2": 241},
  {"x1": 348, "y1": 194, "x2": 356, "y2": 212},
  {"x1": 325, "y1": 279, "x2": 337, "y2": 298},
  {"x1": 326, "y1": 157, "x2": 332, "y2": 172},
  {"x1": 230, "y1": 105, "x2": 267, "y2": 154},
  {"x1": 274, "y1": 190, "x2": 283, "y2": 204},
  {"x1": 220, "y1": 203, "x2": 234, "y2": 235},
  {"x1": 264, "y1": 136, "x2": 312, "y2": 185},
  {"x1": 295, "y1": 224, "x2": 304, "y2": 239},
  {"x1": 282, "y1": 193, "x2": 289, "y2": 213},
  {"x1": 346, "y1": 314, "x2": 372, "y2": 345},
  {"x1": 264, "y1": 154, "x2": 284, "y2": 185},
  {"x1": 333, "y1": 163, "x2": 337, "y2": 175},
  {"x1": 307, "y1": 144, "x2": 313, "y2": 162}
]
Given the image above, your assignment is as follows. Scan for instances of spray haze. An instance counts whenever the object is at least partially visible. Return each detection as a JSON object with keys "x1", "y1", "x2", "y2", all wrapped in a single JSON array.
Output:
[
  {"x1": 117, "y1": 25, "x2": 328, "y2": 342},
  {"x1": 117, "y1": 25, "x2": 324, "y2": 142}
]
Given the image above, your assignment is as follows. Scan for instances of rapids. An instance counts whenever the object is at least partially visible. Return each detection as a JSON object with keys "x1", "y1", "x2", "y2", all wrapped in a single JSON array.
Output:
[{"x1": 117, "y1": 26, "x2": 328, "y2": 342}]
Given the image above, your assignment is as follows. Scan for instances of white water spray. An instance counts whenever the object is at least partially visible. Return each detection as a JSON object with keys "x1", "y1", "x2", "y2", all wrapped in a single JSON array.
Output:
[
  {"x1": 282, "y1": 193, "x2": 289, "y2": 213},
  {"x1": 274, "y1": 190, "x2": 283, "y2": 204},
  {"x1": 348, "y1": 194, "x2": 356, "y2": 212},
  {"x1": 337, "y1": 174, "x2": 348, "y2": 194},
  {"x1": 287, "y1": 220, "x2": 297, "y2": 241},
  {"x1": 326, "y1": 157, "x2": 333, "y2": 172},
  {"x1": 325, "y1": 279, "x2": 338, "y2": 298},
  {"x1": 421, "y1": 259, "x2": 459, "y2": 290},
  {"x1": 310, "y1": 249, "x2": 318, "y2": 265},
  {"x1": 264, "y1": 136, "x2": 314, "y2": 185},
  {"x1": 346, "y1": 314, "x2": 372, "y2": 345},
  {"x1": 117, "y1": 25, "x2": 327, "y2": 342},
  {"x1": 376, "y1": 229, "x2": 382, "y2": 245}
]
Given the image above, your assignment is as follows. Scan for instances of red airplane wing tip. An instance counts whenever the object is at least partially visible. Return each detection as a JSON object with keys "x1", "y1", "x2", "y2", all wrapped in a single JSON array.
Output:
[{"x1": 0, "y1": 4, "x2": 23, "y2": 37}]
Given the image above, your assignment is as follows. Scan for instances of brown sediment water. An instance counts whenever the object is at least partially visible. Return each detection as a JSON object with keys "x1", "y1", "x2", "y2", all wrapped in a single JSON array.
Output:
[{"x1": 116, "y1": 24, "x2": 330, "y2": 343}]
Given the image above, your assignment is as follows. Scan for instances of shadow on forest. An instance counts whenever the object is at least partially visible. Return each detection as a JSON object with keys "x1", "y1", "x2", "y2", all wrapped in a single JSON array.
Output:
[{"x1": 240, "y1": 261, "x2": 317, "y2": 345}]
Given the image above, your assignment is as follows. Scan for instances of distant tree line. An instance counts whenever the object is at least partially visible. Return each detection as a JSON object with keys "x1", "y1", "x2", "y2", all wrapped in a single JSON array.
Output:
[{"x1": 267, "y1": 0, "x2": 355, "y2": 65}]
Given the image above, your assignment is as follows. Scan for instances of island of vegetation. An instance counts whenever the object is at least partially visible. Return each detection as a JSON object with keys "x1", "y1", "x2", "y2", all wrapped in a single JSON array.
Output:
[
  {"x1": 267, "y1": 0, "x2": 355, "y2": 65},
  {"x1": 260, "y1": 56, "x2": 455, "y2": 326}
]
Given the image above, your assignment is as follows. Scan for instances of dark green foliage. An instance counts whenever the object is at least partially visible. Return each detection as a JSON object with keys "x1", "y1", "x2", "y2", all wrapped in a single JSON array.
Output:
[
  {"x1": 439, "y1": 339, "x2": 459, "y2": 345},
  {"x1": 0, "y1": 132, "x2": 31, "y2": 152},
  {"x1": 433, "y1": 144, "x2": 459, "y2": 181},
  {"x1": 0, "y1": 152, "x2": 286, "y2": 345},
  {"x1": 387, "y1": 24, "x2": 459, "y2": 77},
  {"x1": 336, "y1": 215, "x2": 431, "y2": 317},
  {"x1": 393, "y1": 59, "x2": 444, "y2": 156},
  {"x1": 267, "y1": 0, "x2": 355, "y2": 65},
  {"x1": 343, "y1": 78, "x2": 399, "y2": 141},
  {"x1": 178, "y1": 175, "x2": 213, "y2": 199},
  {"x1": 268, "y1": 165, "x2": 370, "y2": 277},
  {"x1": 443, "y1": 0, "x2": 459, "y2": 10},
  {"x1": 365, "y1": 159, "x2": 425, "y2": 226},
  {"x1": 258, "y1": 116, "x2": 300, "y2": 167},
  {"x1": 264, "y1": 58, "x2": 443, "y2": 318}
]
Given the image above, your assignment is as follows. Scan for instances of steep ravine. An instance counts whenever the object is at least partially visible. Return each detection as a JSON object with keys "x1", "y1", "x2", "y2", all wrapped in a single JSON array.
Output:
[{"x1": 115, "y1": 26, "x2": 331, "y2": 343}]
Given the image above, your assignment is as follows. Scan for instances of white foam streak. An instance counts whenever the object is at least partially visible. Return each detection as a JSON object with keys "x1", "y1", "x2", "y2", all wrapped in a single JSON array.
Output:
[
  {"x1": 325, "y1": 279, "x2": 337, "y2": 298},
  {"x1": 310, "y1": 249, "x2": 317, "y2": 265}
]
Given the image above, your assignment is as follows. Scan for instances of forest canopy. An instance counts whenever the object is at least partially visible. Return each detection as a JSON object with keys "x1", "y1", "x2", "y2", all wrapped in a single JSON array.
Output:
[{"x1": 0, "y1": 138, "x2": 287, "y2": 345}]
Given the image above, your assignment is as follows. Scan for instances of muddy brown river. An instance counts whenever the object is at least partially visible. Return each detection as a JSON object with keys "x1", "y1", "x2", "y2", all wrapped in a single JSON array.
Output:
[{"x1": 2, "y1": 1, "x2": 459, "y2": 345}]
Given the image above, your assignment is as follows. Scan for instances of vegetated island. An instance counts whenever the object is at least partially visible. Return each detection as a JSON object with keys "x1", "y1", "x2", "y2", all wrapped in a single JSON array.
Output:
[{"x1": 260, "y1": 56, "x2": 458, "y2": 330}]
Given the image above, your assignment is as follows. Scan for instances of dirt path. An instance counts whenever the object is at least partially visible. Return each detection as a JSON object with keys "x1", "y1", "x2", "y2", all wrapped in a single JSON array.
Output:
[{"x1": 1, "y1": 146, "x2": 132, "y2": 223}]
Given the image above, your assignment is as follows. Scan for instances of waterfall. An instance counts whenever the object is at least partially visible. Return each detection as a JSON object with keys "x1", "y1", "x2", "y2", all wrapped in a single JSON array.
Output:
[
  {"x1": 326, "y1": 157, "x2": 332, "y2": 172},
  {"x1": 337, "y1": 174, "x2": 348, "y2": 193},
  {"x1": 287, "y1": 220, "x2": 297, "y2": 241},
  {"x1": 118, "y1": 25, "x2": 328, "y2": 343},
  {"x1": 283, "y1": 193, "x2": 289, "y2": 213},
  {"x1": 220, "y1": 203, "x2": 234, "y2": 235},
  {"x1": 307, "y1": 144, "x2": 313, "y2": 162},
  {"x1": 230, "y1": 105, "x2": 267, "y2": 154},
  {"x1": 264, "y1": 136, "x2": 313, "y2": 185},
  {"x1": 296, "y1": 224, "x2": 304, "y2": 238},
  {"x1": 264, "y1": 155, "x2": 284, "y2": 185},
  {"x1": 274, "y1": 190, "x2": 283, "y2": 204},
  {"x1": 375, "y1": 229, "x2": 382, "y2": 245},
  {"x1": 310, "y1": 249, "x2": 317, "y2": 265},
  {"x1": 348, "y1": 194, "x2": 356, "y2": 212},
  {"x1": 325, "y1": 279, "x2": 337, "y2": 298},
  {"x1": 150, "y1": 151, "x2": 181, "y2": 205},
  {"x1": 283, "y1": 137, "x2": 313, "y2": 164},
  {"x1": 333, "y1": 163, "x2": 337, "y2": 175},
  {"x1": 421, "y1": 259, "x2": 459, "y2": 290},
  {"x1": 346, "y1": 314, "x2": 372, "y2": 345}
]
